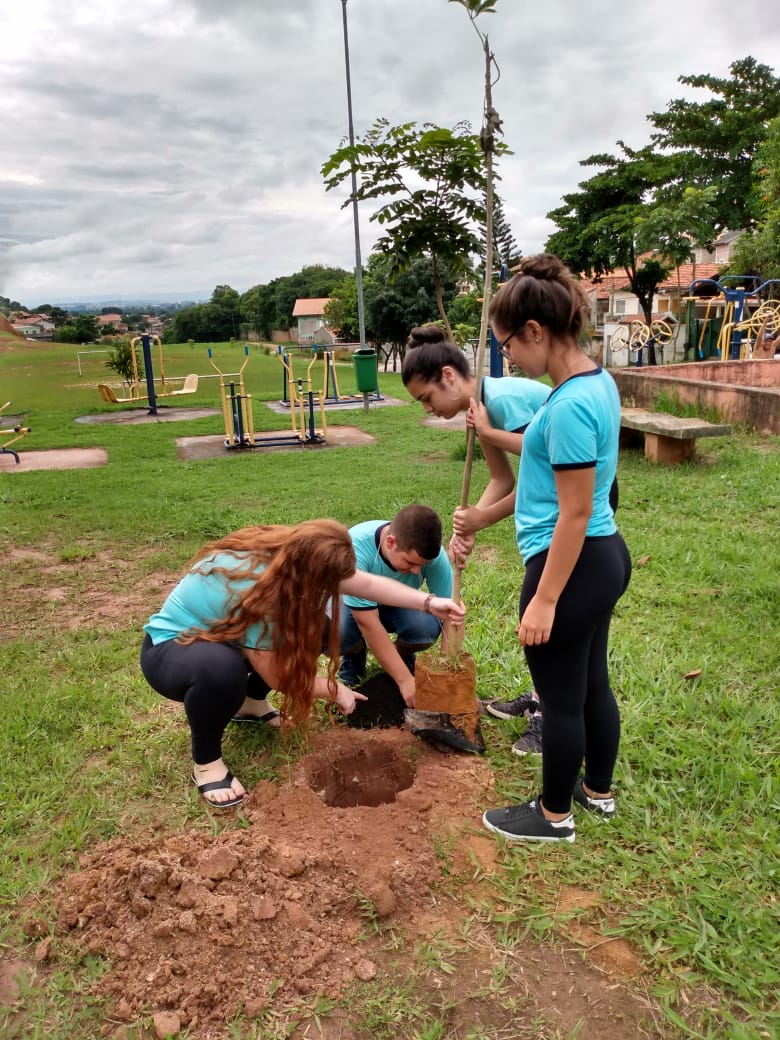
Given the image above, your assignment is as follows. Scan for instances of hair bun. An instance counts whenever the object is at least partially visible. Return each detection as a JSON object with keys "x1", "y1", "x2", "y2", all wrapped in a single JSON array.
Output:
[
  {"x1": 518, "y1": 253, "x2": 570, "y2": 281},
  {"x1": 406, "y1": 324, "x2": 447, "y2": 349}
]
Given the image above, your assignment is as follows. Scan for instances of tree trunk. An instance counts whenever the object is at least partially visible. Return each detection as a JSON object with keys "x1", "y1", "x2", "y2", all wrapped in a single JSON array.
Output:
[
  {"x1": 432, "y1": 254, "x2": 454, "y2": 340},
  {"x1": 641, "y1": 299, "x2": 658, "y2": 365}
]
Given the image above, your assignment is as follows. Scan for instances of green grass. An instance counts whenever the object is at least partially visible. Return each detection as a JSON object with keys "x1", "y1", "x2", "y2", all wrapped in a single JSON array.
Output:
[{"x1": 1, "y1": 336, "x2": 779, "y2": 1039}]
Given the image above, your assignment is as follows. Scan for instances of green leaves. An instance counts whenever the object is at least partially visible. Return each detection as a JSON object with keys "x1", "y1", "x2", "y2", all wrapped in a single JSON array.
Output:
[
  {"x1": 448, "y1": 0, "x2": 499, "y2": 15},
  {"x1": 322, "y1": 118, "x2": 499, "y2": 332}
]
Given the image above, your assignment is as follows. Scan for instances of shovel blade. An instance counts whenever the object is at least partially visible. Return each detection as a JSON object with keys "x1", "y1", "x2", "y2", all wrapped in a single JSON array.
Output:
[{"x1": 404, "y1": 708, "x2": 485, "y2": 755}]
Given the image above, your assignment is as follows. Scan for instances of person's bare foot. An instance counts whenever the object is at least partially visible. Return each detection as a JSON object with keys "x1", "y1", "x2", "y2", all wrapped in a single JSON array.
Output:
[{"x1": 191, "y1": 758, "x2": 245, "y2": 807}]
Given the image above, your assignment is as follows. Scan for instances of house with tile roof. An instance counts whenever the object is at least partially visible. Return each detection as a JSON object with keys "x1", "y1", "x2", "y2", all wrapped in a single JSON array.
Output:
[
  {"x1": 291, "y1": 298, "x2": 335, "y2": 346},
  {"x1": 580, "y1": 230, "x2": 744, "y2": 329},
  {"x1": 10, "y1": 316, "x2": 56, "y2": 339}
]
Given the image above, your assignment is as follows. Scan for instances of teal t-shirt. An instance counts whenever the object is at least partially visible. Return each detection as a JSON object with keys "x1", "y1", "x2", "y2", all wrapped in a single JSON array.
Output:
[
  {"x1": 143, "y1": 551, "x2": 273, "y2": 649},
  {"x1": 343, "y1": 521, "x2": 453, "y2": 611},
  {"x1": 515, "y1": 368, "x2": 620, "y2": 564},
  {"x1": 482, "y1": 375, "x2": 550, "y2": 432}
]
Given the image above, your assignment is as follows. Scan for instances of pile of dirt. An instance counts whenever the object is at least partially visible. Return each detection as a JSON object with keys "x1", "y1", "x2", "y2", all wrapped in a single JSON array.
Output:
[
  {"x1": 41, "y1": 729, "x2": 496, "y2": 1035},
  {"x1": 0, "y1": 314, "x2": 27, "y2": 340}
]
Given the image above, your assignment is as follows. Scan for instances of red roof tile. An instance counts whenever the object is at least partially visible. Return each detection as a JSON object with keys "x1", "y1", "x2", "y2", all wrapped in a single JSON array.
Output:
[{"x1": 292, "y1": 298, "x2": 330, "y2": 317}]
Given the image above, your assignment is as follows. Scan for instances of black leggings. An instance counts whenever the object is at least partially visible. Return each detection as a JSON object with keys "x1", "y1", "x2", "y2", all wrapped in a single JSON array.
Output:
[
  {"x1": 520, "y1": 533, "x2": 632, "y2": 814},
  {"x1": 140, "y1": 634, "x2": 271, "y2": 764}
]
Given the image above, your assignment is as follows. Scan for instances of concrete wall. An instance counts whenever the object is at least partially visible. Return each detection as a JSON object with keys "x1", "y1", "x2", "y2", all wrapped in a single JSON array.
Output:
[{"x1": 611, "y1": 360, "x2": 780, "y2": 435}]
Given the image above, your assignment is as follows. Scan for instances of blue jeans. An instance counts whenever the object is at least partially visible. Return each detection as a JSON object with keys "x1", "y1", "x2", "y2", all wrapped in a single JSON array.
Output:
[{"x1": 338, "y1": 602, "x2": 442, "y2": 679}]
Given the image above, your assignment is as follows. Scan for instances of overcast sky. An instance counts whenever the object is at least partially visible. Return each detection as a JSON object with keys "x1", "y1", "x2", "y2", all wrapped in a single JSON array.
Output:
[{"x1": 2, "y1": 0, "x2": 779, "y2": 306}]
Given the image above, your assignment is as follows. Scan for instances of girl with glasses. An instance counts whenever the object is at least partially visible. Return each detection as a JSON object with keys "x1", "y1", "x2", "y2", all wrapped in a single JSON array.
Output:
[{"x1": 481, "y1": 254, "x2": 631, "y2": 844}]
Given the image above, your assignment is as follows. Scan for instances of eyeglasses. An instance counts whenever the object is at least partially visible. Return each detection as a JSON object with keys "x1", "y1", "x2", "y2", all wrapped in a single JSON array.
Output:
[{"x1": 497, "y1": 330, "x2": 517, "y2": 361}]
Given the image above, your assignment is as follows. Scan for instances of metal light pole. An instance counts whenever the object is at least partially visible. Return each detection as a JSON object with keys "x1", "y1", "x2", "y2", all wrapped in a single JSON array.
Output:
[{"x1": 340, "y1": 0, "x2": 366, "y2": 349}]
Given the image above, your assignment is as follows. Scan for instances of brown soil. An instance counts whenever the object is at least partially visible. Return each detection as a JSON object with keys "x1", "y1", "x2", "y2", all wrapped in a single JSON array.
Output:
[
  {"x1": 0, "y1": 446, "x2": 108, "y2": 472},
  {"x1": 19, "y1": 728, "x2": 661, "y2": 1040},
  {"x1": 3, "y1": 545, "x2": 665, "y2": 1040}
]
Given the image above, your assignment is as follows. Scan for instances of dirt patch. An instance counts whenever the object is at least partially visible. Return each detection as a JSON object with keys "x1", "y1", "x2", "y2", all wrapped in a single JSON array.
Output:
[
  {"x1": 0, "y1": 447, "x2": 108, "y2": 472},
  {"x1": 1, "y1": 545, "x2": 177, "y2": 637},
  {"x1": 4, "y1": 544, "x2": 665, "y2": 1039},
  {"x1": 176, "y1": 426, "x2": 376, "y2": 460},
  {"x1": 74, "y1": 406, "x2": 221, "y2": 425},
  {"x1": 41, "y1": 730, "x2": 486, "y2": 1032},
  {"x1": 24, "y1": 728, "x2": 662, "y2": 1039}
]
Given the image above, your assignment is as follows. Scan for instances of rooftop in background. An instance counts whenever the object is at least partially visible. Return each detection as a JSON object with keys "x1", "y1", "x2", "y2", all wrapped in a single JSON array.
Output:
[{"x1": 292, "y1": 298, "x2": 330, "y2": 318}]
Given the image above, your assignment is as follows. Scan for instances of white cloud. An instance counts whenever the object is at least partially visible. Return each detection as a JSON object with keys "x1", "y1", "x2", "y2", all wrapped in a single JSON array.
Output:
[{"x1": 1, "y1": 0, "x2": 779, "y2": 304}]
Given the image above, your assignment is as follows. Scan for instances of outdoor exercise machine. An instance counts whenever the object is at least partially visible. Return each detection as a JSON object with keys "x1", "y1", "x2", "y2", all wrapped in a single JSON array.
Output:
[
  {"x1": 608, "y1": 319, "x2": 675, "y2": 366},
  {"x1": 687, "y1": 276, "x2": 780, "y2": 360},
  {"x1": 96, "y1": 335, "x2": 199, "y2": 414},
  {"x1": 278, "y1": 347, "x2": 382, "y2": 408},
  {"x1": 208, "y1": 346, "x2": 326, "y2": 450},
  {"x1": 719, "y1": 299, "x2": 780, "y2": 359},
  {"x1": 0, "y1": 401, "x2": 31, "y2": 464}
]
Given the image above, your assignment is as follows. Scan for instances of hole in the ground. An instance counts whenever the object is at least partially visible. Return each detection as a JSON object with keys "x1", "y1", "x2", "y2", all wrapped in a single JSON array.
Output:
[{"x1": 305, "y1": 744, "x2": 415, "y2": 808}]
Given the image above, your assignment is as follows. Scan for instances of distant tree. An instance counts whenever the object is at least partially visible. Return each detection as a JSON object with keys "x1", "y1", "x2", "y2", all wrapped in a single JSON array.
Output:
[
  {"x1": 633, "y1": 186, "x2": 719, "y2": 317},
  {"x1": 649, "y1": 56, "x2": 780, "y2": 233},
  {"x1": 365, "y1": 252, "x2": 460, "y2": 366},
  {"x1": 546, "y1": 144, "x2": 677, "y2": 362},
  {"x1": 210, "y1": 285, "x2": 241, "y2": 339},
  {"x1": 49, "y1": 307, "x2": 70, "y2": 327},
  {"x1": 483, "y1": 194, "x2": 521, "y2": 274},
  {"x1": 445, "y1": 287, "x2": 482, "y2": 330},
  {"x1": 323, "y1": 119, "x2": 501, "y2": 338},
  {"x1": 324, "y1": 275, "x2": 365, "y2": 343},
  {"x1": 0, "y1": 296, "x2": 23, "y2": 315},
  {"x1": 164, "y1": 285, "x2": 245, "y2": 342},
  {"x1": 728, "y1": 114, "x2": 780, "y2": 284},
  {"x1": 100, "y1": 323, "x2": 118, "y2": 337},
  {"x1": 240, "y1": 266, "x2": 350, "y2": 339},
  {"x1": 57, "y1": 314, "x2": 99, "y2": 344},
  {"x1": 240, "y1": 284, "x2": 274, "y2": 339},
  {"x1": 55, "y1": 324, "x2": 79, "y2": 344}
]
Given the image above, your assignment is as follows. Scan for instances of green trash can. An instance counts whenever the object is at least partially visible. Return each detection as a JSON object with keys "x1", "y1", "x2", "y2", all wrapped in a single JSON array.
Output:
[{"x1": 353, "y1": 348, "x2": 379, "y2": 393}]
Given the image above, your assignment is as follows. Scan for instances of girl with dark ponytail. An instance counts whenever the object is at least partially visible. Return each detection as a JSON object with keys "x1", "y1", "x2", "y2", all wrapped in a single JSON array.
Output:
[
  {"x1": 480, "y1": 254, "x2": 631, "y2": 845},
  {"x1": 403, "y1": 322, "x2": 551, "y2": 745},
  {"x1": 403, "y1": 323, "x2": 550, "y2": 567}
]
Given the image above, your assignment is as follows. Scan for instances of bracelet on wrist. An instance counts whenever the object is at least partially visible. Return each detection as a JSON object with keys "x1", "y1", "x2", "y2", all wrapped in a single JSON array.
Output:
[{"x1": 423, "y1": 593, "x2": 434, "y2": 614}]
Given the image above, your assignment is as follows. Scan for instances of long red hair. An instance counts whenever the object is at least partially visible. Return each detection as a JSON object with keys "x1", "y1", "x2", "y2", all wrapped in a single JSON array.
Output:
[{"x1": 180, "y1": 520, "x2": 355, "y2": 724}]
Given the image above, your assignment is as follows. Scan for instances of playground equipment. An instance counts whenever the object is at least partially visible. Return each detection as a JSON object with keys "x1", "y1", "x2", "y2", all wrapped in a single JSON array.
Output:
[
  {"x1": 97, "y1": 335, "x2": 199, "y2": 413},
  {"x1": 279, "y1": 347, "x2": 382, "y2": 410},
  {"x1": 687, "y1": 276, "x2": 780, "y2": 360},
  {"x1": 209, "y1": 346, "x2": 326, "y2": 450},
  {"x1": 722, "y1": 299, "x2": 780, "y2": 359},
  {"x1": 1, "y1": 401, "x2": 31, "y2": 464},
  {"x1": 608, "y1": 319, "x2": 675, "y2": 366}
]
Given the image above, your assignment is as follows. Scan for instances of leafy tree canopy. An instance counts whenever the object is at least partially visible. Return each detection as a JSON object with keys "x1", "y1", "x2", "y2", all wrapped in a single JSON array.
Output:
[
  {"x1": 546, "y1": 144, "x2": 677, "y2": 361},
  {"x1": 55, "y1": 314, "x2": 99, "y2": 344},
  {"x1": 324, "y1": 251, "x2": 462, "y2": 350},
  {"x1": 323, "y1": 118, "x2": 505, "y2": 336},
  {"x1": 240, "y1": 265, "x2": 350, "y2": 339},
  {"x1": 728, "y1": 114, "x2": 780, "y2": 285},
  {"x1": 649, "y1": 57, "x2": 780, "y2": 232}
]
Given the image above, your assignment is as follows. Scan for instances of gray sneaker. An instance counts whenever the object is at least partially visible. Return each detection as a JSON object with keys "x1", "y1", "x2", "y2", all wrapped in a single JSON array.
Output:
[
  {"x1": 482, "y1": 798, "x2": 575, "y2": 843},
  {"x1": 572, "y1": 777, "x2": 615, "y2": 818},
  {"x1": 485, "y1": 692, "x2": 538, "y2": 720},
  {"x1": 511, "y1": 711, "x2": 543, "y2": 757}
]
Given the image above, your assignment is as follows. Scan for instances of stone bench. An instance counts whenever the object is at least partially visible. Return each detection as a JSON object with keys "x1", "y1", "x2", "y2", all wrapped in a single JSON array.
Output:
[{"x1": 620, "y1": 408, "x2": 732, "y2": 465}]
